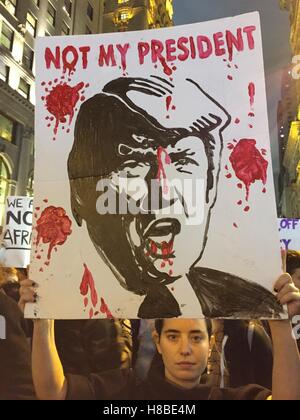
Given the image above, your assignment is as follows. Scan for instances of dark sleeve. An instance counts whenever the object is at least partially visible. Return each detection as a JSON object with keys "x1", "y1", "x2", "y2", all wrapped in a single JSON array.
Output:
[
  {"x1": 66, "y1": 369, "x2": 131, "y2": 400},
  {"x1": 0, "y1": 292, "x2": 36, "y2": 400},
  {"x1": 210, "y1": 384, "x2": 271, "y2": 401},
  {"x1": 251, "y1": 324, "x2": 273, "y2": 389}
]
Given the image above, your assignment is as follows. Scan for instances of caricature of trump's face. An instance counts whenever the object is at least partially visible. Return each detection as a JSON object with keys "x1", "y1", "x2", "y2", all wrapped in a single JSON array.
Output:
[{"x1": 68, "y1": 76, "x2": 230, "y2": 297}]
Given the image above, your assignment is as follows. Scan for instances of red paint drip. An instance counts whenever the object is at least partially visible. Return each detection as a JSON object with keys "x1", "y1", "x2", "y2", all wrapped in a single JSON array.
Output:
[
  {"x1": 248, "y1": 82, "x2": 255, "y2": 109},
  {"x1": 45, "y1": 82, "x2": 84, "y2": 137},
  {"x1": 229, "y1": 139, "x2": 268, "y2": 201},
  {"x1": 84, "y1": 297, "x2": 88, "y2": 308},
  {"x1": 262, "y1": 187, "x2": 266, "y2": 194},
  {"x1": 89, "y1": 308, "x2": 94, "y2": 319},
  {"x1": 157, "y1": 147, "x2": 171, "y2": 194},
  {"x1": 36, "y1": 206, "x2": 72, "y2": 260},
  {"x1": 225, "y1": 165, "x2": 229, "y2": 171},
  {"x1": 100, "y1": 298, "x2": 113, "y2": 319},
  {"x1": 166, "y1": 95, "x2": 172, "y2": 111},
  {"x1": 80, "y1": 264, "x2": 98, "y2": 308},
  {"x1": 158, "y1": 56, "x2": 173, "y2": 76}
]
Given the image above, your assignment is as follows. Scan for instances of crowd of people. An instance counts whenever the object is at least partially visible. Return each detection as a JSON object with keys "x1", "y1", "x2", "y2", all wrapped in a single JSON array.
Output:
[{"x1": 0, "y1": 251, "x2": 300, "y2": 400}]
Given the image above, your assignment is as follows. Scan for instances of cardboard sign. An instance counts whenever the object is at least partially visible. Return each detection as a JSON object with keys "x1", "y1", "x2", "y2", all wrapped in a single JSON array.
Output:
[
  {"x1": 2, "y1": 196, "x2": 33, "y2": 268},
  {"x1": 279, "y1": 218, "x2": 300, "y2": 251},
  {"x1": 29, "y1": 13, "x2": 284, "y2": 320}
]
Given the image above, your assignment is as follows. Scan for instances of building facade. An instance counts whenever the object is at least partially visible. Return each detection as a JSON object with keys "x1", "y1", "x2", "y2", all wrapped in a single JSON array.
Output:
[
  {"x1": 0, "y1": 0, "x2": 104, "y2": 224},
  {"x1": 279, "y1": 0, "x2": 300, "y2": 217},
  {"x1": 103, "y1": 0, "x2": 173, "y2": 33}
]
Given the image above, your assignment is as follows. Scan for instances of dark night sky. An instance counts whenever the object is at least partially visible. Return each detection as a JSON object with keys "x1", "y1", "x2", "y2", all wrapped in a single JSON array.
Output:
[{"x1": 173, "y1": 0, "x2": 292, "y2": 180}]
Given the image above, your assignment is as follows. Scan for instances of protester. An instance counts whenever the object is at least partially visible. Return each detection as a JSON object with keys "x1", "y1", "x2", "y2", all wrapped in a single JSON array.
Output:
[{"x1": 19, "y1": 272, "x2": 300, "y2": 400}]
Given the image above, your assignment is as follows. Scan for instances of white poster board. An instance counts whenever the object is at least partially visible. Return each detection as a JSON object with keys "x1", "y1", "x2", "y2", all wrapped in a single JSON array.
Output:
[
  {"x1": 2, "y1": 196, "x2": 33, "y2": 268},
  {"x1": 29, "y1": 12, "x2": 285, "y2": 319},
  {"x1": 279, "y1": 218, "x2": 300, "y2": 251}
]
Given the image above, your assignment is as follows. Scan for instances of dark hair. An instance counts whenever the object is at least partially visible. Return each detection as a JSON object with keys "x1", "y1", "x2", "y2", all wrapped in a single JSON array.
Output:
[
  {"x1": 286, "y1": 251, "x2": 300, "y2": 276},
  {"x1": 155, "y1": 319, "x2": 212, "y2": 338}
]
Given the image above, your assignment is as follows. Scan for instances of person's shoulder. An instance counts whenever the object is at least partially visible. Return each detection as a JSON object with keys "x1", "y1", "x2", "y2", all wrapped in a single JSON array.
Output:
[{"x1": 209, "y1": 384, "x2": 271, "y2": 401}]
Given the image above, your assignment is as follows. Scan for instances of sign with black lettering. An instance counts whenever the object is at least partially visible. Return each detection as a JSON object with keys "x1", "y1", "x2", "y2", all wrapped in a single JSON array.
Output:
[{"x1": 2, "y1": 196, "x2": 33, "y2": 268}]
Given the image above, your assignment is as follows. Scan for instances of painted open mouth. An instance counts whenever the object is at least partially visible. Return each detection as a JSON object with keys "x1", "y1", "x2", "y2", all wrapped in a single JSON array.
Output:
[{"x1": 143, "y1": 218, "x2": 181, "y2": 259}]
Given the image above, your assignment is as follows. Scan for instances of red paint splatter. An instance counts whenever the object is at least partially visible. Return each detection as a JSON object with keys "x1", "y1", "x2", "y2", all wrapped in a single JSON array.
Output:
[
  {"x1": 89, "y1": 308, "x2": 94, "y2": 319},
  {"x1": 41, "y1": 82, "x2": 46, "y2": 86},
  {"x1": 229, "y1": 139, "x2": 268, "y2": 201},
  {"x1": 172, "y1": 66, "x2": 177, "y2": 71},
  {"x1": 233, "y1": 223, "x2": 238, "y2": 228},
  {"x1": 249, "y1": 124, "x2": 253, "y2": 129},
  {"x1": 39, "y1": 268, "x2": 44, "y2": 273},
  {"x1": 166, "y1": 95, "x2": 172, "y2": 111},
  {"x1": 44, "y1": 261, "x2": 50, "y2": 266},
  {"x1": 36, "y1": 207, "x2": 40, "y2": 211},
  {"x1": 225, "y1": 165, "x2": 229, "y2": 171},
  {"x1": 227, "y1": 75, "x2": 233, "y2": 81},
  {"x1": 262, "y1": 187, "x2": 266, "y2": 194},
  {"x1": 172, "y1": 105, "x2": 176, "y2": 110},
  {"x1": 226, "y1": 173, "x2": 232, "y2": 179},
  {"x1": 157, "y1": 147, "x2": 171, "y2": 194},
  {"x1": 227, "y1": 64, "x2": 232, "y2": 68},
  {"x1": 169, "y1": 270, "x2": 173, "y2": 276},
  {"x1": 158, "y1": 56, "x2": 172, "y2": 76},
  {"x1": 45, "y1": 82, "x2": 84, "y2": 137},
  {"x1": 43, "y1": 199, "x2": 48, "y2": 203},
  {"x1": 36, "y1": 206, "x2": 72, "y2": 260},
  {"x1": 161, "y1": 262, "x2": 166, "y2": 268},
  {"x1": 248, "y1": 112, "x2": 255, "y2": 118},
  {"x1": 100, "y1": 298, "x2": 113, "y2": 319},
  {"x1": 244, "y1": 206, "x2": 250, "y2": 212},
  {"x1": 248, "y1": 82, "x2": 255, "y2": 109},
  {"x1": 84, "y1": 297, "x2": 88, "y2": 308},
  {"x1": 235, "y1": 118, "x2": 240, "y2": 124},
  {"x1": 227, "y1": 144, "x2": 234, "y2": 150},
  {"x1": 234, "y1": 64, "x2": 239, "y2": 69},
  {"x1": 85, "y1": 83, "x2": 90, "y2": 88},
  {"x1": 171, "y1": 287, "x2": 175, "y2": 292},
  {"x1": 36, "y1": 255, "x2": 41, "y2": 260},
  {"x1": 80, "y1": 264, "x2": 98, "y2": 308},
  {"x1": 237, "y1": 183, "x2": 243, "y2": 189},
  {"x1": 237, "y1": 200, "x2": 243, "y2": 206}
]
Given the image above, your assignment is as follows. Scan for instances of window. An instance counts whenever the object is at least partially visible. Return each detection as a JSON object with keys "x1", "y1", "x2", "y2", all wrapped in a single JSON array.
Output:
[
  {"x1": 0, "y1": 0, "x2": 17, "y2": 16},
  {"x1": 0, "y1": 113, "x2": 15, "y2": 142},
  {"x1": 26, "y1": 12, "x2": 37, "y2": 37},
  {"x1": 22, "y1": 44, "x2": 34, "y2": 70},
  {"x1": 61, "y1": 21, "x2": 70, "y2": 36},
  {"x1": 0, "y1": 61, "x2": 9, "y2": 82},
  {"x1": 47, "y1": 3, "x2": 56, "y2": 26},
  {"x1": 0, "y1": 157, "x2": 12, "y2": 222},
  {"x1": 64, "y1": 0, "x2": 72, "y2": 17},
  {"x1": 18, "y1": 78, "x2": 30, "y2": 99},
  {"x1": 120, "y1": 12, "x2": 129, "y2": 21},
  {"x1": 87, "y1": 3, "x2": 93, "y2": 21},
  {"x1": 0, "y1": 22, "x2": 14, "y2": 51}
]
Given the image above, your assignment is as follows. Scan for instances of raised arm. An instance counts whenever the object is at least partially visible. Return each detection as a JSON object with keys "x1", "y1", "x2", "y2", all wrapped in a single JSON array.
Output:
[
  {"x1": 19, "y1": 280, "x2": 67, "y2": 400},
  {"x1": 270, "y1": 273, "x2": 300, "y2": 400}
]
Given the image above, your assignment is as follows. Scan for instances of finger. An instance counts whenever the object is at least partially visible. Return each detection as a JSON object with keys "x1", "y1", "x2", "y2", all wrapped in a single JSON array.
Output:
[
  {"x1": 279, "y1": 292, "x2": 300, "y2": 306},
  {"x1": 273, "y1": 273, "x2": 293, "y2": 293},
  {"x1": 281, "y1": 249, "x2": 287, "y2": 273},
  {"x1": 19, "y1": 288, "x2": 37, "y2": 303},
  {"x1": 277, "y1": 283, "x2": 299, "y2": 302},
  {"x1": 19, "y1": 279, "x2": 38, "y2": 288}
]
